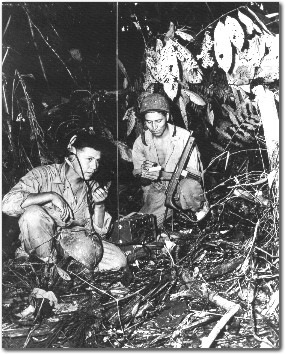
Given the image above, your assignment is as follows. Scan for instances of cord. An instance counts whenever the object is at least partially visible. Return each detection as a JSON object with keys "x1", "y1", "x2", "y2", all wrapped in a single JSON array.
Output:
[{"x1": 69, "y1": 152, "x2": 104, "y2": 263}]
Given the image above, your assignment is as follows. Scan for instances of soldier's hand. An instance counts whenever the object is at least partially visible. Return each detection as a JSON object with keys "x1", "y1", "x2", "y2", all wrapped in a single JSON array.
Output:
[
  {"x1": 92, "y1": 187, "x2": 108, "y2": 203},
  {"x1": 142, "y1": 170, "x2": 160, "y2": 181},
  {"x1": 142, "y1": 160, "x2": 157, "y2": 171},
  {"x1": 51, "y1": 193, "x2": 74, "y2": 222}
]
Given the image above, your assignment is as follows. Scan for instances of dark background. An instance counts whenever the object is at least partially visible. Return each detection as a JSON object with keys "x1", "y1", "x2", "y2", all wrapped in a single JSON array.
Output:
[{"x1": 2, "y1": 2, "x2": 279, "y2": 95}]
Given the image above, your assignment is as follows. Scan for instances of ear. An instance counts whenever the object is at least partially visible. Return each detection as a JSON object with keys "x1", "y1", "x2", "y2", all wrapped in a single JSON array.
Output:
[{"x1": 166, "y1": 113, "x2": 170, "y2": 121}]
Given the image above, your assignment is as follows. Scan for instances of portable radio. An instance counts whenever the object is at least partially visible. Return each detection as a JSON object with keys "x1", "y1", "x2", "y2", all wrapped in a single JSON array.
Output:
[{"x1": 110, "y1": 212, "x2": 157, "y2": 254}]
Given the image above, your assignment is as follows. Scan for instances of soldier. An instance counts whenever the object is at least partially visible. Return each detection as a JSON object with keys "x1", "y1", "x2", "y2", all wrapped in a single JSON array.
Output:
[
  {"x1": 2, "y1": 130, "x2": 127, "y2": 271},
  {"x1": 132, "y1": 93, "x2": 209, "y2": 228}
]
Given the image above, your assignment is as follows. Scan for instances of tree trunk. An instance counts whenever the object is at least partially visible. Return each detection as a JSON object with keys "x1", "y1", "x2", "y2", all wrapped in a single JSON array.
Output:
[{"x1": 252, "y1": 85, "x2": 279, "y2": 169}]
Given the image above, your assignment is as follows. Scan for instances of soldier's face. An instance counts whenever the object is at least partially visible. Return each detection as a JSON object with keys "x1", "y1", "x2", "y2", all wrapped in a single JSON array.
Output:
[
  {"x1": 145, "y1": 111, "x2": 168, "y2": 137},
  {"x1": 73, "y1": 147, "x2": 101, "y2": 180}
]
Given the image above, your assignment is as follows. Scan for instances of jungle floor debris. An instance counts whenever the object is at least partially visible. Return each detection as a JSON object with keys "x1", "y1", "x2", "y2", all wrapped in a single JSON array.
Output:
[{"x1": 2, "y1": 204, "x2": 279, "y2": 349}]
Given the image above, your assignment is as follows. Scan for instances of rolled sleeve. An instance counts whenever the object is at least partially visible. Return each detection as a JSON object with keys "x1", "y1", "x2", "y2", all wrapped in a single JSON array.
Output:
[
  {"x1": 132, "y1": 138, "x2": 145, "y2": 175},
  {"x1": 2, "y1": 170, "x2": 41, "y2": 217},
  {"x1": 88, "y1": 182, "x2": 112, "y2": 236},
  {"x1": 2, "y1": 190, "x2": 30, "y2": 217},
  {"x1": 93, "y1": 211, "x2": 112, "y2": 236}
]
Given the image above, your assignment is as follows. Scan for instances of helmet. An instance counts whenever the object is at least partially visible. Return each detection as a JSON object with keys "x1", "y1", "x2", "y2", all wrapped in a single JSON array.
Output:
[
  {"x1": 58, "y1": 229, "x2": 103, "y2": 270},
  {"x1": 140, "y1": 94, "x2": 169, "y2": 114}
]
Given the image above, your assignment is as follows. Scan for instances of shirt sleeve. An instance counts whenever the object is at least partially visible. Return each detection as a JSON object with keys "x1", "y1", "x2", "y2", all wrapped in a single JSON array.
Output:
[
  {"x1": 87, "y1": 181, "x2": 112, "y2": 236},
  {"x1": 92, "y1": 211, "x2": 112, "y2": 236},
  {"x1": 2, "y1": 169, "x2": 42, "y2": 217},
  {"x1": 132, "y1": 137, "x2": 145, "y2": 176}
]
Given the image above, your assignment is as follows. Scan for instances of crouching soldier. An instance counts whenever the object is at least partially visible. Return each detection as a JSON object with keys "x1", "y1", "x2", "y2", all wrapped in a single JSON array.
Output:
[
  {"x1": 132, "y1": 93, "x2": 209, "y2": 229},
  {"x1": 2, "y1": 130, "x2": 127, "y2": 271}
]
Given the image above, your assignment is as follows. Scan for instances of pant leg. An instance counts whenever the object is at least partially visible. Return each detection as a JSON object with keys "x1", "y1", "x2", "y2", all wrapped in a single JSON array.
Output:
[
  {"x1": 139, "y1": 186, "x2": 172, "y2": 229},
  {"x1": 97, "y1": 240, "x2": 127, "y2": 271},
  {"x1": 19, "y1": 205, "x2": 57, "y2": 261}
]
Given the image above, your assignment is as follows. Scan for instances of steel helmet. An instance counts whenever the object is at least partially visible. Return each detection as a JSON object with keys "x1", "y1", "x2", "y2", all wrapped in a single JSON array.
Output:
[{"x1": 140, "y1": 93, "x2": 169, "y2": 115}]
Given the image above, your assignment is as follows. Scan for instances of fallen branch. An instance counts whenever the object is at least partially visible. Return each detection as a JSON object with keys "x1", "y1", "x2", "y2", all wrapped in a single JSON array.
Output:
[
  {"x1": 200, "y1": 284, "x2": 241, "y2": 348},
  {"x1": 201, "y1": 304, "x2": 240, "y2": 348},
  {"x1": 2, "y1": 324, "x2": 51, "y2": 338},
  {"x1": 204, "y1": 256, "x2": 244, "y2": 280}
]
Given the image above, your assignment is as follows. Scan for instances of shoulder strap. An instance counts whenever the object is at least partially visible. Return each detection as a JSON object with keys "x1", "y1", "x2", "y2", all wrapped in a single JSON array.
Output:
[
  {"x1": 141, "y1": 131, "x2": 148, "y2": 146},
  {"x1": 172, "y1": 125, "x2": 177, "y2": 137}
]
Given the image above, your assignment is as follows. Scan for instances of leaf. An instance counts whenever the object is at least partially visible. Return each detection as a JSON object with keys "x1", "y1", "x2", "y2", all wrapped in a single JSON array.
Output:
[
  {"x1": 69, "y1": 48, "x2": 82, "y2": 62},
  {"x1": 103, "y1": 127, "x2": 115, "y2": 142},
  {"x1": 225, "y1": 16, "x2": 245, "y2": 51},
  {"x1": 137, "y1": 91, "x2": 151, "y2": 107},
  {"x1": 122, "y1": 107, "x2": 137, "y2": 136},
  {"x1": 236, "y1": 129, "x2": 254, "y2": 142},
  {"x1": 238, "y1": 10, "x2": 255, "y2": 35},
  {"x1": 253, "y1": 23, "x2": 262, "y2": 34},
  {"x1": 156, "y1": 39, "x2": 163, "y2": 57},
  {"x1": 145, "y1": 49, "x2": 161, "y2": 85},
  {"x1": 165, "y1": 22, "x2": 175, "y2": 41},
  {"x1": 20, "y1": 73, "x2": 35, "y2": 80},
  {"x1": 147, "y1": 83, "x2": 155, "y2": 93},
  {"x1": 221, "y1": 104, "x2": 240, "y2": 126},
  {"x1": 56, "y1": 266, "x2": 71, "y2": 281},
  {"x1": 117, "y1": 58, "x2": 130, "y2": 83},
  {"x1": 268, "y1": 170, "x2": 277, "y2": 189},
  {"x1": 61, "y1": 97, "x2": 70, "y2": 104},
  {"x1": 227, "y1": 33, "x2": 266, "y2": 86},
  {"x1": 143, "y1": 66, "x2": 157, "y2": 90},
  {"x1": 181, "y1": 88, "x2": 206, "y2": 106},
  {"x1": 265, "y1": 12, "x2": 279, "y2": 18},
  {"x1": 164, "y1": 240, "x2": 176, "y2": 251},
  {"x1": 135, "y1": 118, "x2": 144, "y2": 138},
  {"x1": 233, "y1": 188, "x2": 255, "y2": 202},
  {"x1": 255, "y1": 34, "x2": 279, "y2": 83},
  {"x1": 175, "y1": 30, "x2": 194, "y2": 42},
  {"x1": 109, "y1": 282, "x2": 130, "y2": 296},
  {"x1": 116, "y1": 141, "x2": 133, "y2": 162},
  {"x1": 260, "y1": 342, "x2": 274, "y2": 349},
  {"x1": 171, "y1": 38, "x2": 203, "y2": 83},
  {"x1": 216, "y1": 127, "x2": 233, "y2": 141},
  {"x1": 123, "y1": 77, "x2": 128, "y2": 89},
  {"x1": 133, "y1": 21, "x2": 141, "y2": 30},
  {"x1": 182, "y1": 62, "x2": 203, "y2": 84},
  {"x1": 239, "y1": 84, "x2": 251, "y2": 93},
  {"x1": 30, "y1": 288, "x2": 58, "y2": 307},
  {"x1": 178, "y1": 96, "x2": 188, "y2": 129},
  {"x1": 211, "y1": 141, "x2": 225, "y2": 152},
  {"x1": 181, "y1": 88, "x2": 190, "y2": 104},
  {"x1": 158, "y1": 41, "x2": 179, "y2": 100},
  {"x1": 15, "y1": 304, "x2": 35, "y2": 318},
  {"x1": 242, "y1": 122, "x2": 256, "y2": 131},
  {"x1": 196, "y1": 31, "x2": 215, "y2": 68},
  {"x1": 214, "y1": 21, "x2": 233, "y2": 73},
  {"x1": 246, "y1": 7, "x2": 272, "y2": 35},
  {"x1": 206, "y1": 103, "x2": 214, "y2": 125}
]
